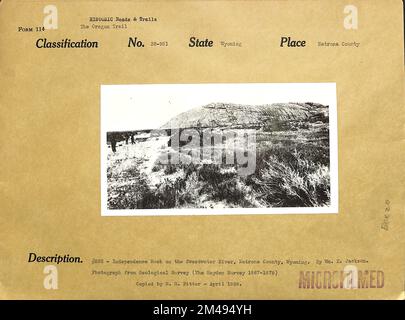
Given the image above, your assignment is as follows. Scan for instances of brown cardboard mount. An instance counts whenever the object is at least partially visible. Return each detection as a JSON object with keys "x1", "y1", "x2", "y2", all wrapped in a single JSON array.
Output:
[{"x1": 0, "y1": 0, "x2": 404, "y2": 299}]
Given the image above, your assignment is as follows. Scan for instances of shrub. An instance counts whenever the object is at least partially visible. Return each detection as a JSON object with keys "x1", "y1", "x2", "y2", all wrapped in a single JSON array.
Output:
[
  {"x1": 164, "y1": 164, "x2": 178, "y2": 175},
  {"x1": 108, "y1": 139, "x2": 330, "y2": 209},
  {"x1": 177, "y1": 172, "x2": 203, "y2": 206},
  {"x1": 253, "y1": 150, "x2": 330, "y2": 207},
  {"x1": 107, "y1": 174, "x2": 151, "y2": 209},
  {"x1": 138, "y1": 178, "x2": 180, "y2": 209}
]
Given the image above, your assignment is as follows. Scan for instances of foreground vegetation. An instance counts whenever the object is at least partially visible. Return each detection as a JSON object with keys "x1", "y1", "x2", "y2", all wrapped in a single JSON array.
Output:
[{"x1": 107, "y1": 136, "x2": 330, "y2": 209}]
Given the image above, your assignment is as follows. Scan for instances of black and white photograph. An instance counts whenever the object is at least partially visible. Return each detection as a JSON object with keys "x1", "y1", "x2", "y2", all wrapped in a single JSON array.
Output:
[{"x1": 101, "y1": 83, "x2": 338, "y2": 215}]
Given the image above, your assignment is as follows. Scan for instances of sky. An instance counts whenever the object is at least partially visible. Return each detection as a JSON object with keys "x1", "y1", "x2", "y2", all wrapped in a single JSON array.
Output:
[{"x1": 101, "y1": 83, "x2": 336, "y2": 132}]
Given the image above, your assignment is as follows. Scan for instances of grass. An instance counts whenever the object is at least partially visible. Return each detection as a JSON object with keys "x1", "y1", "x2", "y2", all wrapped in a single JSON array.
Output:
[
  {"x1": 108, "y1": 162, "x2": 258, "y2": 209},
  {"x1": 107, "y1": 127, "x2": 331, "y2": 209},
  {"x1": 246, "y1": 141, "x2": 330, "y2": 207},
  {"x1": 251, "y1": 151, "x2": 330, "y2": 207}
]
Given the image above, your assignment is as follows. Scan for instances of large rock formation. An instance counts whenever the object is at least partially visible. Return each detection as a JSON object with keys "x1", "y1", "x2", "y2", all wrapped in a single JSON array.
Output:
[{"x1": 161, "y1": 102, "x2": 328, "y2": 130}]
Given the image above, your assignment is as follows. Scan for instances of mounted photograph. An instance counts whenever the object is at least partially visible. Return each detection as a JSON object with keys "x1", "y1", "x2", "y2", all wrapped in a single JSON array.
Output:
[{"x1": 101, "y1": 83, "x2": 338, "y2": 215}]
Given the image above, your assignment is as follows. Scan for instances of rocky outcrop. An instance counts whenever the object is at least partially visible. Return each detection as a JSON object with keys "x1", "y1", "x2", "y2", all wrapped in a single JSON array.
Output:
[{"x1": 161, "y1": 102, "x2": 328, "y2": 130}]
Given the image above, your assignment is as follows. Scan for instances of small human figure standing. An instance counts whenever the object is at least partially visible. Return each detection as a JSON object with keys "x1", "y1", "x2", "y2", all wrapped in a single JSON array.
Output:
[{"x1": 110, "y1": 135, "x2": 117, "y2": 153}]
